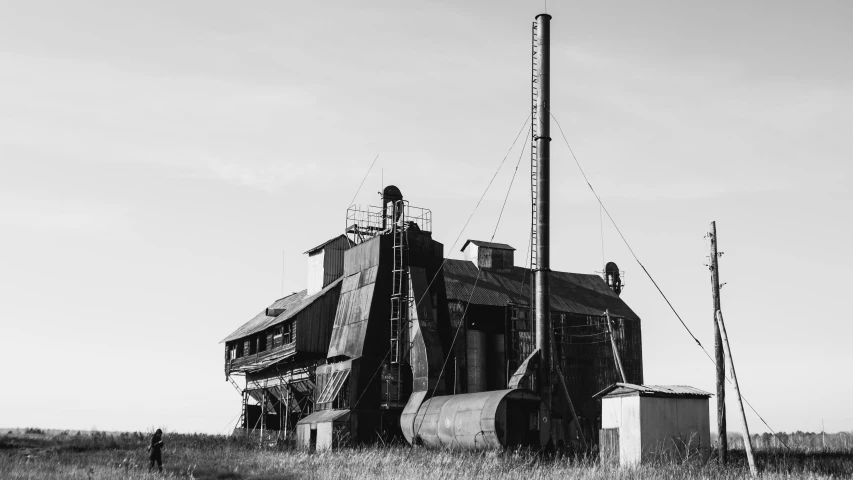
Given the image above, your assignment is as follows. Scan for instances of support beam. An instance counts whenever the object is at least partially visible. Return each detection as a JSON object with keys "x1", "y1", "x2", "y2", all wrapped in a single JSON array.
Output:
[
  {"x1": 709, "y1": 221, "x2": 727, "y2": 463},
  {"x1": 715, "y1": 310, "x2": 757, "y2": 476}
]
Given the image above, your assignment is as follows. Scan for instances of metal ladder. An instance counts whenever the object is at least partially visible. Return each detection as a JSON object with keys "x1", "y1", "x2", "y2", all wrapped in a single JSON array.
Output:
[
  {"x1": 530, "y1": 19, "x2": 541, "y2": 275},
  {"x1": 387, "y1": 200, "x2": 408, "y2": 406}
]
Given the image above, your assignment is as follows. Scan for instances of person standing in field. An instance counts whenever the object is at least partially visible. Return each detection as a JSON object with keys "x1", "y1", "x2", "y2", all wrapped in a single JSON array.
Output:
[{"x1": 148, "y1": 429, "x2": 164, "y2": 472}]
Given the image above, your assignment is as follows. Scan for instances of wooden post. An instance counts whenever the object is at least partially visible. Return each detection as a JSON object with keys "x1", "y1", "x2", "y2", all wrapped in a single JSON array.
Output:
[
  {"x1": 260, "y1": 389, "x2": 265, "y2": 445},
  {"x1": 243, "y1": 390, "x2": 249, "y2": 438},
  {"x1": 709, "y1": 221, "x2": 727, "y2": 463},
  {"x1": 715, "y1": 310, "x2": 757, "y2": 476},
  {"x1": 548, "y1": 326, "x2": 586, "y2": 449},
  {"x1": 604, "y1": 310, "x2": 627, "y2": 383},
  {"x1": 555, "y1": 364, "x2": 587, "y2": 449}
]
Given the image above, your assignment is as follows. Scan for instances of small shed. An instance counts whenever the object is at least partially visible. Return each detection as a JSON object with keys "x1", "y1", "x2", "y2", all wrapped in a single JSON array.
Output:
[
  {"x1": 593, "y1": 383, "x2": 711, "y2": 466},
  {"x1": 296, "y1": 409, "x2": 350, "y2": 451}
]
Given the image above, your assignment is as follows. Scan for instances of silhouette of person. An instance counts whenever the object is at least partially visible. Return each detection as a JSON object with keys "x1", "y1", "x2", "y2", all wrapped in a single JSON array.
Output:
[{"x1": 148, "y1": 428, "x2": 164, "y2": 472}]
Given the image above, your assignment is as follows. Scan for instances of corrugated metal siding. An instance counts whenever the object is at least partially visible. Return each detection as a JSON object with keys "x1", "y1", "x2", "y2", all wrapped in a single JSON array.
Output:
[
  {"x1": 443, "y1": 259, "x2": 638, "y2": 319},
  {"x1": 295, "y1": 280, "x2": 342, "y2": 354},
  {"x1": 343, "y1": 235, "x2": 381, "y2": 276}
]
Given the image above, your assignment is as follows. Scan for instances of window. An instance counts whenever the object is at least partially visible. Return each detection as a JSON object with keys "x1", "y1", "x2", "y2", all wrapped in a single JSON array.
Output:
[
  {"x1": 273, "y1": 327, "x2": 283, "y2": 348},
  {"x1": 258, "y1": 333, "x2": 267, "y2": 352},
  {"x1": 229, "y1": 344, "x2": 237, "y2": 360},
  {"x1": 282, "y1": 323, "x2": 294, "y2": 345}
]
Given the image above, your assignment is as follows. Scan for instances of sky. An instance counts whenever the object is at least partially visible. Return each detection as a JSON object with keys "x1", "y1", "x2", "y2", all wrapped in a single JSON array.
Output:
[{"x1": 0, "y1": 0, "x2": 851, "y2": 435}]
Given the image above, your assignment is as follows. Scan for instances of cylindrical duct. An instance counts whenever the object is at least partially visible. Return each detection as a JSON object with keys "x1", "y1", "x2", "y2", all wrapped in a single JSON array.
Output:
[
  {"x1": 405, "y1": 389, "x2": 542, "y2": 450},
  {"x1": 466, "y1": 330, "x2": 487, "y2": 393}
]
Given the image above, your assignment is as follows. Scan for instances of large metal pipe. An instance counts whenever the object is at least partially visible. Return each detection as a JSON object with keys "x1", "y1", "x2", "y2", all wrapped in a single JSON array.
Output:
[
  {"x1": 534, "y1": 12, "x2": 552, "y2": 444},
  {"x1": 404, "y1": 389, "x2": 542, "y2": 450}
]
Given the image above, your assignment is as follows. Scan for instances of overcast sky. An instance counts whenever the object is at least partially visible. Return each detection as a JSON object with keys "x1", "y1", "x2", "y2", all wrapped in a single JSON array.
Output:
[{"x1": 1, "y1": 0, "x2": 850, "y2": 435}]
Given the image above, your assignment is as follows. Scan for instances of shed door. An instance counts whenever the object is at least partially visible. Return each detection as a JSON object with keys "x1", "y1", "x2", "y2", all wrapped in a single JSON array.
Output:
[{"x1": 600, "y1": 428, "x2": 619, "y2": 464}]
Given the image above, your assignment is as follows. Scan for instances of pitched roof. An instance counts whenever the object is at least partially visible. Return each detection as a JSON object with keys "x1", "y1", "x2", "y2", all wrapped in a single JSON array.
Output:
[
  {"x1": 592, "y1": 383, "x2": 712, "y2": 399},
  {"x1": 442, "y1": 259, "x2": 638, "y2": 319},
  {"x1": 460, "y1": 240, "x2": 515, "y2": 252},
  {"x1": 221, "y1": 277, "x2": 343, "y2": 343},
  {"x1": 304, "y1": 235, "x2": 353, "y2": 254}
]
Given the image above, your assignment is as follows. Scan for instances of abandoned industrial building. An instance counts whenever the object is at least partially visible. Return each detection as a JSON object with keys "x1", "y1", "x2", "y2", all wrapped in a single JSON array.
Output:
[
  {"x1": 221, "y1": 183, "x2": 643, "y2": 449},
  {"x1": 220, "y1": 12, "x2": 711, "y2": 456}
]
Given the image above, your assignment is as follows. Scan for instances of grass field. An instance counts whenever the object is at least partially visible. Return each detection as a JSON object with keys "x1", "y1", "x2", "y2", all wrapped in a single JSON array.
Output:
[{"x1": 2, "y1": 429, "x2": 852, "y2": 479}]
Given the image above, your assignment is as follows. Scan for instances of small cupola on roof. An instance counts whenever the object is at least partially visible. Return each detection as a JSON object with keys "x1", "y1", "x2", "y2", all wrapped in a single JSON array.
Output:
[
  {"x1": 305, "y1": 235, "x2": 352, "y2": 295},
  {"x1": 461, "y1": 240, "x2": 515, "y2": 273}
]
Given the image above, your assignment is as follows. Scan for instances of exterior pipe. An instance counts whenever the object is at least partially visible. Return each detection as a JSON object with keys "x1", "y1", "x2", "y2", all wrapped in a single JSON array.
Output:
[{"x1": 534, "y1": 12, "x2": 552, "y2": 446}]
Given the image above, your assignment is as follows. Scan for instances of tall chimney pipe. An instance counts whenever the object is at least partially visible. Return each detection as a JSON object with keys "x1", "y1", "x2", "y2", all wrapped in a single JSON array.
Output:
[{"x1": 534, "y1": 12, "x2": 552, "y2": 445}]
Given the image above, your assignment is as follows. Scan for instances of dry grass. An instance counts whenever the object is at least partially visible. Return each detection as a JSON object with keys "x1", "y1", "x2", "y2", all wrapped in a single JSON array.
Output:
[{"x1": 2, "y1": 430, "x2": 851, "y2": 479}]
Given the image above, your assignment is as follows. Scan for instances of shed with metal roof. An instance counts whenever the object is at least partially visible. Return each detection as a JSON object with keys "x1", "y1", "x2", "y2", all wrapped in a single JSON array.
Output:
[{"x1": 595, "y1": 383, "x2": 711, "y2": 467}]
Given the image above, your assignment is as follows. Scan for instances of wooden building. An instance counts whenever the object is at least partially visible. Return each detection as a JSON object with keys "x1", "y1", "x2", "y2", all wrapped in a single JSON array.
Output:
[{"x1": 221, "y1": 235, "x2": 349, "y2": 434}]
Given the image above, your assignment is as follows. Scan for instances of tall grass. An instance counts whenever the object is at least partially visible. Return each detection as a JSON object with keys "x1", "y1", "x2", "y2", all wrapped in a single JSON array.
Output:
[{"x1": 2, "y1": 430, "x2": 851, "y2": 479}]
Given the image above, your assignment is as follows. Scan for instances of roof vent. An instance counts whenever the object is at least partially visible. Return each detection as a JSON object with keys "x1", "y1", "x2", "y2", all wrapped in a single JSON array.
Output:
[
  {"x1": 461, "y1": 240, "x2": 515, "y2": 273},
  {"x1": 266, "y1": 307, "x2": 286, "y2": 317}
]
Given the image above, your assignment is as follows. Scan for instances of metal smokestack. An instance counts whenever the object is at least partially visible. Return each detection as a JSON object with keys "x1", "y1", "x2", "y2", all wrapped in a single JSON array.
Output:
[{"x1": 533, "y1": 12, "x2": 552, "y2": 444}]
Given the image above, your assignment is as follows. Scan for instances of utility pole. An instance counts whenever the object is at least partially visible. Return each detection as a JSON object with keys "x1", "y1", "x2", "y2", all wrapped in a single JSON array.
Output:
[{"x1": 709, "y1": 221, "x2": 727, "y2": 463}]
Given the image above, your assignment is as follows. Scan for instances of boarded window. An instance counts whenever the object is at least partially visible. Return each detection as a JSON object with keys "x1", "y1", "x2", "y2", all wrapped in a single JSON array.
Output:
[{"x1": 316, "y1": 370, "x2": 351, "y2": 404}]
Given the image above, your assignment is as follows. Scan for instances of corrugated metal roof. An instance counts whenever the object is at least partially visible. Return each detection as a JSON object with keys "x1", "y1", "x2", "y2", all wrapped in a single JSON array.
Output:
[
  {"x1": 460, "y1": 240, "x2": 515, "y2": 252},
  {"x1": 304, "y1": 235, "x2": 353, "y2": 254},
  {"x1": 221, "y1": 277, "x2": 343, "y2": 343},
  {"x1": 443, "y1": 259, "x2": 639, "y2": 319},
  {"x1": 592, "y1": 383, "x2": 712, "y2": 399},
  {"x1": 296, "y1": 409, "x2": 350, "y2": 426}
]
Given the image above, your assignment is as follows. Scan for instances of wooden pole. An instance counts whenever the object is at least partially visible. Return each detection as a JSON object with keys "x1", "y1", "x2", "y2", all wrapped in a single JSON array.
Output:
[
  {"x1": 709, "y1": 221, "x2": 727, "y2": 463},
  {"x1": 555, "y1": 364, "x2": 587, "y2": 449},
  {"x1": 284, "y1": 385, "x2": 290, "y2": 440},
  {"x1": 604, "y1": 310, "x2": 627, "y2": 383},
  {"x1": 260, "y1": 389, "x2": 265, "y2": 445},
  {"x1": 548, "y1": 325, "x2": 586, "y2": 449},
  {"x1": 715, "y1": 310, "x2": 757, "y2": 476}
]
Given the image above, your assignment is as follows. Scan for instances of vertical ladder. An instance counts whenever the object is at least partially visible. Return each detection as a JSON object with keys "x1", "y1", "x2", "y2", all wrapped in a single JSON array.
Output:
[
  {"x1": 387, "y1": 200, "x2": 408, "y2": 406},
  {"x1": 530, "y1": 20, "x2": 541, "y2": 275}
]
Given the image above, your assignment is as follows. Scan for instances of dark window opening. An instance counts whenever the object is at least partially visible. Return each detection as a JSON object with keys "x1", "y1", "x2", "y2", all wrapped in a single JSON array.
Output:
[
  {"x1": 333, "y1": 376, "x2": 350, "y2": 410},
  {"x1": 282, "y1": 322, "x2": 294, "y2": 345},
  {"x1": 273, "y1": 326, "x2": 283, "y2": 348},
  {"x1": 258, "y1": 333, "x2": 267, "y2": 352}
]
